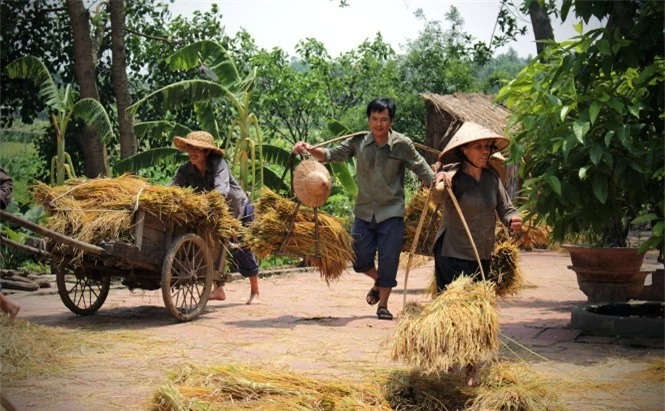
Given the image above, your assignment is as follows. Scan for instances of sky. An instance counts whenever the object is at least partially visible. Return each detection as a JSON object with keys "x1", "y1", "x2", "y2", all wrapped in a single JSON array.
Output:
[{"x1": 170, "y1": 0, "x2": 602, "y2": 59}]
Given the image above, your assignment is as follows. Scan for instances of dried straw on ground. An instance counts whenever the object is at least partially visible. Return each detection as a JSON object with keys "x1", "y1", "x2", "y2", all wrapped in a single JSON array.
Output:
[
  {"x1": 402, "y1": 188, "x2": 442, "y2": 255},
  {"x1": 489, "y1": 240, "x2": 525, "y2": 298},
  {"x1": 384, "y1": 368, "x2": 472, "y2": 410},
  {"x1": 392, "y1": 276, "x2": 499, "y2": 375},
  {"x1": 465, "y1": 360, "x2": 562, "y2": 411},
  {"x1": 31, "y1": 175, "x2": 241, "y2": 259},
  {"x1": 245, "y1": 188, "x2": 354, "y2": 283},
  {"x1": 0, "y1": 317, "x2": 87, "y2": 383},
  {"x1": 152, "y1": 363, "x2": 391, "y2": 410}
]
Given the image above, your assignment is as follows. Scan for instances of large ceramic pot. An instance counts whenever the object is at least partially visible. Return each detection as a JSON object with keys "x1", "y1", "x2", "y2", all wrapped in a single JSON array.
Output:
[{"x1": 564, "y1": 246, "x2": 649, "y2": 303}]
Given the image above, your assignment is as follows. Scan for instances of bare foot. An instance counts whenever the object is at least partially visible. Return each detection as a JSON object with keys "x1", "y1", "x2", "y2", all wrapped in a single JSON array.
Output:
[
  {"x1": 208, "y1": 287, "x2": 226, "y2": 301},
  {"x1": 246, "y1": 293, "x2": 260, "y2": 305},
  {"x1": 465, "y1": 364, "x2": 481, "y2": 387},
  {"x1": 8, "y1": 303, "x2": 20, "y2": 321}
]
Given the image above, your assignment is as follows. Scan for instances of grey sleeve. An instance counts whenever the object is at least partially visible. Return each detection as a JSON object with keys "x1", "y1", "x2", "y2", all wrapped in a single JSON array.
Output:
[
  {"x1": 325, "y1": 139, "x2": 355, "y2": 163},
  {"x1": 404, "y1": 141, "x2": 435, "y2": 186},
  {"x1": 212, "y1": 159, "x2": 231, "y2": 197},
  {"x1": 496, "y1": 181, "x2": 519, "y2": 226}
]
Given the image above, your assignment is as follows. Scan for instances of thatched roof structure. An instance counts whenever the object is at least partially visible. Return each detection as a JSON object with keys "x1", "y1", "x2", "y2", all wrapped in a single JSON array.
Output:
[
  {"x1": 422, "y1": 92, "x2": 511, "y2": 157},
  {"x1": 422, "y1": 92, "x2": 518, "y2": 199}
]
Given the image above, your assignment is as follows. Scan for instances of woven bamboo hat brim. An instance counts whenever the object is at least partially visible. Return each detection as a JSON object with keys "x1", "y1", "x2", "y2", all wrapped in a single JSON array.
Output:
[
  {"x1": 173, "y1": 131, "x2": 224, "y2": 157},
  {"x1": 439, "y1": 122, "x2": 509, "y2": 164},
  {"x1": 293, "y1": 160, "x2": 332, "y2": 207}
]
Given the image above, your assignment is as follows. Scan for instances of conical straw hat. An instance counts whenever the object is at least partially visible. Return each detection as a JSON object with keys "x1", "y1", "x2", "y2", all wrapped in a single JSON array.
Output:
[
  {"x1": 439, "y1": 122, "x2": 509, "y2": 164},
  {"x1": 293, "y1": 160, "x2": 332, "y2": 207}
]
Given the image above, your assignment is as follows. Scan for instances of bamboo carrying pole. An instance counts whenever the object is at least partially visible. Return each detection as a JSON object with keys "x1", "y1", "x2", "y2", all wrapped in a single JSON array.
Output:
[
  {"x1": 401, "y1": 179, "x2": 486, "y2": 307},
  {"x1": 402, "y1": 183, "x2": 436, "y2": 307},
  {"x1": 309, "y1": 131, "x2": 368, "y2": 149}
]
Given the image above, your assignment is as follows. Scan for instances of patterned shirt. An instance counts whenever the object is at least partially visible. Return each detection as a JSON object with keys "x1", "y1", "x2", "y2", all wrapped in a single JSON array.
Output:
[
  {"x1": 172, "y1": 154, "x2": 248, "y2": 220},
  {"x1": 324, "y1": 130, "x2": 434, "y2": 223}
]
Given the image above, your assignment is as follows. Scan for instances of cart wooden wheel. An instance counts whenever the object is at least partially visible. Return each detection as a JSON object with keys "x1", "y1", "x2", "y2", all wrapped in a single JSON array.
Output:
[
  {"x1": 161, "y1": 233, "x2": 213, "y2": 322},
  {"x1": 55, "y1": 265, "x2": 111, "y2": 316}
]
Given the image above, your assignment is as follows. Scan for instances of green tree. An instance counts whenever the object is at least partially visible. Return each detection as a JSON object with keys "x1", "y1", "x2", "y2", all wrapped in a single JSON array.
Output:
[
  {"x1": 393, "y1": 6, "x2": 484, "y2": 140},
  {"x1": 126, "y1": 40, "x2": 268, "y2": 192},
  {"x1": 5, "y1": 56, "x2": 113, "y2": 185},
  {"x1": 498, "y1": 0, "x2": 664, "y2": 252}
]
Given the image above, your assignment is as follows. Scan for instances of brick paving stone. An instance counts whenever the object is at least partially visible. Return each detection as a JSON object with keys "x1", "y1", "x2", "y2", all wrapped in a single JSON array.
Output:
[
  {"x1": 574, "y1": 335, "x2": 622, "y2": 344},
  {"x1": 536, "y1": 327, "x2": 582, "y2": 342},
  {"x1": 4, "y1": 248, "x2": 664, "y2": 411},
  {"x1": 500, "y1": 324, "x2": 543, "y2": 340}
]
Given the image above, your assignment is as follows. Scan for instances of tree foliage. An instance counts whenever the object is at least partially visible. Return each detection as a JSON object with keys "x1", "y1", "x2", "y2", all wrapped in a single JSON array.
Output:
[{"x1": 498, "y1": 0, "x2": 664, "y2": 251}]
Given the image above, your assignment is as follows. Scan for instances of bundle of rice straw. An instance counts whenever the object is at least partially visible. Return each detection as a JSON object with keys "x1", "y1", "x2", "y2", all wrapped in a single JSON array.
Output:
[
  {"x1": 31, "y1": 175, "x2": 241, "y2": 260},
  {"x1": 392, "y1": 276, "x2": 499, "y2": 375},
  {"x1": 465, "y1": 360, "x2": 561, "y2": 410},
  {"x1": 423, "y1": 241, "x2": 524, "y2": 299},
  {"x1": 489, "y1": 240, "x2": 525, "y2": 298},
  {"x1": 495, "y1": 217, "x2": 551, "y2": 251},
  {"x1": 402, "y1": 188, "x2": 442, "y2": 255},
  {"x1": 245, "y1": 188, "x2": 354, "y2": 283}
]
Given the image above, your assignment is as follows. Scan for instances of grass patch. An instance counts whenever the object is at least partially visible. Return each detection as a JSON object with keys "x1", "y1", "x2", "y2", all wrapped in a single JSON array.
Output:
[{"x1": 0, "y1": 141, "x2": 35, "y2": 158}]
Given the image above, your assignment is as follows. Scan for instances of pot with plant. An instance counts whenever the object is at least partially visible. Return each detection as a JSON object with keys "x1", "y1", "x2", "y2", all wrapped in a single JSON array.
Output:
[{"x1": 497, "y1": 1, "x2": 664, "y2": 303}]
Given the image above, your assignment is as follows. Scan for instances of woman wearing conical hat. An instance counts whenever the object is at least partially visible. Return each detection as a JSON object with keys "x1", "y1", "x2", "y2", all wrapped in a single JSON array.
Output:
[
  {"x1": 172, "y1": 131, "x2": 260, "y2": 305},
  {"x1": 432, "y1": 122, "x2": 522, "y2": 386}
]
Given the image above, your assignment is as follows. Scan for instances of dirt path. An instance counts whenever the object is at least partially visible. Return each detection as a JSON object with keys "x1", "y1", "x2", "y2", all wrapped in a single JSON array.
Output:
[{"x1": 2, "y1": 251, "x2": 664, "y2": 410}]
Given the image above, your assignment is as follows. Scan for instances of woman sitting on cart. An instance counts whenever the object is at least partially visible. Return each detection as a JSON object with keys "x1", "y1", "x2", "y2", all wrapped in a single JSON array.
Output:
[{"x1": 171, "y1": 131, "x2": 260, "y2": 305}]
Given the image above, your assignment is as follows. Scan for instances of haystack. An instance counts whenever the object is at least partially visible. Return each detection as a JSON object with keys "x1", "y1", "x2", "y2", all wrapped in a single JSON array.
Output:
[
  {"x1": 392, "y1": 276, "x2": 499, "y2": 375},
  {"x1": 31, "y1": 175, "x2": 241, "y2": 259},
  {"x1": 245, "y1": 188, "x2": 354, "y2": 283},
  {"x1": 402, "y1": 188, "x2": 442, "y2": 255}
]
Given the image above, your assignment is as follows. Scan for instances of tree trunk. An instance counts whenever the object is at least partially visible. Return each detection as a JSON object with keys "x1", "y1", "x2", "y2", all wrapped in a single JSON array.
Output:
[
  {"x1": 528, "y1": 1, "x2": 555, "y2": 60},
  {"x1": 67, "y1": 0, "x2": 110, "y2": 178},
  {"x1": 110, "y1": 0, "x2": 137, "y2": 159}
]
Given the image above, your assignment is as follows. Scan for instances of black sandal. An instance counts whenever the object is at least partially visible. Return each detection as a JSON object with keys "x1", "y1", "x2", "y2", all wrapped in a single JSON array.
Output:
[
  {"x1": 366, "y1": 287, "x2": 380, "y2": 305},
  {"x1": 376, "y1": 306, "x2": 393, "y2": 320}
]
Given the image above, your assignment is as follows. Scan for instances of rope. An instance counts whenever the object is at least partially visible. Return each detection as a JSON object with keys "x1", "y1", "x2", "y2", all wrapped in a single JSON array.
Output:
[
  {"x1": 47, "y1": 179, "x2": 95, "y2": 206},
  {"x1": 46, "y1": 183, "x2": 148, "y2": 215},
  {"x1": 132, "y1": 184, "x2": 147, "y2": 213}
]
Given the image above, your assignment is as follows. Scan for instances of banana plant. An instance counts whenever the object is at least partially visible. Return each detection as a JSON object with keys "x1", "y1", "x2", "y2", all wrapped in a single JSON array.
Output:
[
  {"x1": 5, "y1": 56, "x2": 113, "y2": 185},
  {"x1": 126, "y1": 40, "x2": 269, "y2": 194}
]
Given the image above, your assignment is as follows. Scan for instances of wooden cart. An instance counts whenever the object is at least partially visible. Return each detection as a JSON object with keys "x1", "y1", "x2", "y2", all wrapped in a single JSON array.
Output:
[{"x1": 0, "y1": 209, "x2": 227, "y2": 322}]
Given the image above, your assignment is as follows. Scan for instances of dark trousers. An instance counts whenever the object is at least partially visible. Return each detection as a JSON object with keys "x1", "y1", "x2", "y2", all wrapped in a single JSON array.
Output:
[
  {"x1": 433, "y1": 235, "x2": 489, "y2": 292},
  {"x1": 351, "y1": 216, "x2": 403, "y2": 288},
  {"x1": 231, "y1": 203, "x2": 259, "y2": 277}
]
